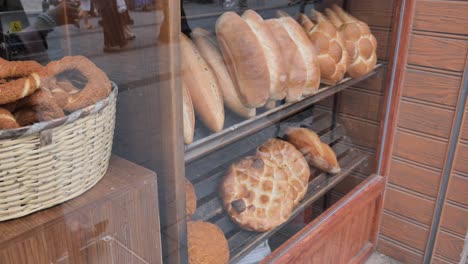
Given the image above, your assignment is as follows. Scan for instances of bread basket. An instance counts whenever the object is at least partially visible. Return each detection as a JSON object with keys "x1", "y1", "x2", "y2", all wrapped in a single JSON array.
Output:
[{"x1": 0, "y1": 83, "x2": 117, "y2": 221}]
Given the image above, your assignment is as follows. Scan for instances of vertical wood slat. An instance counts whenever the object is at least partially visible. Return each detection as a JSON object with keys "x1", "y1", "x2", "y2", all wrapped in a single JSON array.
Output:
[{"x1": 157, "y1": 1, "x2": 187, "y2": 263}]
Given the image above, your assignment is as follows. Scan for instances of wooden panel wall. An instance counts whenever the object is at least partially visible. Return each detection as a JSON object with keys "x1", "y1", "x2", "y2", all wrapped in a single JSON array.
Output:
[
  {"x1": 377, "y1": 1, "x2": 468, "y2": 263},
  {"x1": 315, "y1": 0, "x2": 396, "y2": 200}
]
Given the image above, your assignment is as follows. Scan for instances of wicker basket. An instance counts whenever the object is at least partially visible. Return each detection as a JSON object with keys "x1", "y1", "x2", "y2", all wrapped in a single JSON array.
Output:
[{"x1": 0, "y1": 84, "x2": 117, "y2": 221}]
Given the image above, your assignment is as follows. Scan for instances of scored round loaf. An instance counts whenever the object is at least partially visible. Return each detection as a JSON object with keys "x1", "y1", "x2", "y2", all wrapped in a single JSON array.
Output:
[
  {"x1": 180, "y1": 33, "x2": 225, "y2": 132},
  {"x1": 257, "y1": 138, "x2": 310, "y2": 206},
  {"x1": 182, "y1": 80, "x2": 195, "y2": 145},
  {"x1": 265, "y1": 18, "x2": 306, "y2": 103},
  {"x1": 185, "y1": 179, "x2": 197, "y2": 219},
  {"x1": 303, "y1": 10, "x2": 348, "y2": 85},
  {"x1": 276, "y1": 15, "x2": 321, "y2": 97},
  {"x1": 328, "y1": 5, "x2": 377, "y2": 78},
  {"x1": 188, "y1": 221, "x2": 229, "y2": 264},
  {"x1": 216, "y1": 12, "x2": 270, "y2": 108},
  {"x1": 285, "y1": 127, "x2": 340, "y2": 174},
  {"x1": 221, "y1": 155, "x2": 294, "y2": 232},
  {"x1": 242, "y1": 10, "x2": 287, "y2": 101},
  {"x1": 191, "y1": 27, "x2": 255, "y2": 119}
]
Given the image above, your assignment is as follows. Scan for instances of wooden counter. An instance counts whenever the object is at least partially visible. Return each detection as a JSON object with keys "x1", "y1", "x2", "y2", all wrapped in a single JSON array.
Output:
[{"x1": 0, "y1": 156, "x2": 162, "y2": 264}]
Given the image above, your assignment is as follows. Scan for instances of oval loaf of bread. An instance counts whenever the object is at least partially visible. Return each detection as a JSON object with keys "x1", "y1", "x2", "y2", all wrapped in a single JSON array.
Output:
[
  {"x1": 242, "y1": 10, "x2": 287, "y2": 101},
  {"x1": 182, "y1": 80, "x2": 195, "y2": 144},
  {"x1": 191, "y1": 27, "x2": 255, "y2": 118},
  {"x1": 180, "y1": 33, "x2": 224, "y2": 132},
  {"x1": 216, "y1": 12, "x2": 270, "y2": 108},
  {"x1": 285, "y1": 127, "x2": 341, "y2": 174}
]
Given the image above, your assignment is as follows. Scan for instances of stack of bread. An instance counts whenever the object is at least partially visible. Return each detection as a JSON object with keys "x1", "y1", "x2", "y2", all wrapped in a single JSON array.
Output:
[
  {"x1": 220, "y1": 127, "x2": 340, "y2": 232},
  {"x1": 0, "y1": 56, "x2": 111, "y2": 130},
  {"x1": 181, "y1": 8, "x2": 377, "y2": 144},
  {"x1": 181, "y1": 9, "x2": 322, "y2": 144}
]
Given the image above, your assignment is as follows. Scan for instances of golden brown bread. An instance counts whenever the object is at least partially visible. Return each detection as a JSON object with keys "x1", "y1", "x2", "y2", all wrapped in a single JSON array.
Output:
[
  {"x1": 328, "y1": 5, "x2": 377, "y2": 78},
  {"x1": 276, "y1": 16, "x2": 321, "y2": 97},
  {"x1": 298, "y1": 13, "x2": 314, "y2": 32},
  {"x1": 182, "y1": 80, "x2": 195, "y2": 145},
  {"x1": 265, "y1": 18, "x2": 306, "y2": 102},
  {"x1": 0, "y1": 107, "x2": 20, "y2": 129},
  {"x1": 257, "y1": 138, "x2": 310, "y2": 206},
  {"x1": 242, "y1": 10, "x2": 287, "y2": 101},
  {"x1": 185, "y1": 179, "x2": 197, "y2": 219},
  {"x1": 302, "y1": 10, "x2": 348, "y2": 85},
  {"x1": 285, "y1": 127, "x2": 340, "y2": 174},
  {"x1": 191, "y1": 28, "x2": 255, "y2": 118},
  {"x1": 216, "y1": 12, "x2": 270, "y2": 107},
  {"x1": 221, "y1": 155, "x2": 294, "y2": 231},
  {"x1": 188, "y1": 221, "x2": 229, "y2": 264},
  {"x1": 180, "y1": 33, "x2": 225, "y2": 132}
]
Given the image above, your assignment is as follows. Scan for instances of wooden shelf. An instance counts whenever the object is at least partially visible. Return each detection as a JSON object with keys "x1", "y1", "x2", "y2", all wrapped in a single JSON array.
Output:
[{"x1": 185, "y1": 65, "x2": 382, "y2": 163}]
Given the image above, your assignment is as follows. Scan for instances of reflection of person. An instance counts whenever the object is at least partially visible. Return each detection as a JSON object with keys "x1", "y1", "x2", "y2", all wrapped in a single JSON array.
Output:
[
  {"x1": 78, "y1": 0, "x2": 93, "y2": 29},
  {"x1": 181, "y1": 0, "x2": 191, "y2": 37},
  {"x1": 1, "y1": 0, "x2": 79, "y2": 61},
  {"x1": 95, "y1": 0, "x2": 134, "y2": 52}
]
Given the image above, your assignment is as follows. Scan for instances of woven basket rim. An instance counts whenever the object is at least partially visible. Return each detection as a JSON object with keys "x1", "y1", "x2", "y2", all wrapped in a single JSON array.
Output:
[{"x1": 0, "y1": 82, "x2": 118, "y2": 140}]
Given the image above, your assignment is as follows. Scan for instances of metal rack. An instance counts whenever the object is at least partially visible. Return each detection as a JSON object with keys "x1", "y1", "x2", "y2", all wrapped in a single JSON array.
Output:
[
  {"x1": 184, "y1": 65, "x2": 381, "y2": 262},
  {"x1": 185, "y1": 64, "x2": 382, "y2": 163}
]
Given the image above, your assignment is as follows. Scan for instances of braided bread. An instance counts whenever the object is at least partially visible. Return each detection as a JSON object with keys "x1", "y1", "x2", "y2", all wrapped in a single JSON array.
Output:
[
  {"x1": 301, "y1": 10, "x2": 348, "y2": 85},
  {"x1": 326, "y1": 5, "x2": 377, "y2": 78},
  {"x1": 17, "y1": 89, "x2": 65, "y2": 121},
  {"x1": 0, "y1": 107, "x2": 20, "y2": 129}
]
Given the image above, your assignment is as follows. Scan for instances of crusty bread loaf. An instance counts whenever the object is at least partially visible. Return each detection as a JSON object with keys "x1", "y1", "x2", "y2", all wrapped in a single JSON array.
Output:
[
  {"x1": 216, "y1": 12, "x2": 270, "y2": 107},
  {"x1": 221, "y1": 155, "x2": 294, "y2": 231},
  {"x1": 276, "y1": 16, "x2": 321, "y2": 97},
  {"x1": 182, "y1": 80, "x2": 195, "y2": 144},
  {"x1": 327, "y1": 5, "x2": 377, "y2": 78},
  {"x1": 285, "y1": 127, "x2": 340, "y2": 174},
  {"x1": 242, "y1": 10, "x2": 287, "y2": 101},
  {"x1": 188, "y1": 221, "x2": 229, "y2": 264},
  {"x1": 180, "y1": 33, "x2": 225, "y2": 132},
  {"x1": 265, "y1": 18, "x2": 306, "y2": 102},
  {"x1": 191, "y1": 28, "x2": 255, "y2": 118},
  {"x1": 257, "y1": 138, "x2": 310, "y2": 206},
  {"x1": 185, "y1": 179, "x2": 197, "y2": 219},
  {"x1": 302, "y1": 10, "x2": 348, "y2": 85},
  {"x1": 298, "y1": 13, "x2": 315, "y2": 32}
]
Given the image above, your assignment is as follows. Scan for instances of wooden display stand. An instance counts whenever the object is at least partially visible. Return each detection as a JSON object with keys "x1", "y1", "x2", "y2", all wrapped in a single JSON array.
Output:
[{"x1": 0, "y1": 156, "x2": 162, "y2": 264}]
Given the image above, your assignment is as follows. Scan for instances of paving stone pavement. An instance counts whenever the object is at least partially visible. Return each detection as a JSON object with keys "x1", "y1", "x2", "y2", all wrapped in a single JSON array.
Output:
[{"x1": 365, "y1": 252, "x2": 402, "y2": 264}]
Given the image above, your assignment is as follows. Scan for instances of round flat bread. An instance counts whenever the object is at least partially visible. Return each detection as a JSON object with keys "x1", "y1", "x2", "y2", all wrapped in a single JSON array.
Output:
[
  {"x1": 188, "y1": 221, "x2": 229, "y2": 264},
  {"x1": 257, "y1": 138, "x2": 310, "y2": 206},
  {"x1": 220, "y1": 155, "x2": 294, "y2": 232},
  {"x1": 186, "y1": 179, "x2": 197, "y2": 219}
]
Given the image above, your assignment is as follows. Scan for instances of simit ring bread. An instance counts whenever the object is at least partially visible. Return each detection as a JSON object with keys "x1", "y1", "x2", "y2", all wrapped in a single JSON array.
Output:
[
  {"x1": 44, "y1": 56, "x2": 112, "y2": 113},
  {"x1": 221, "y1": 155, "x2": 294, "y2": 232},
  {"x1": 0, "y1": 107, "x2": 20, "y2": 129},
  {"x1": 285, "y1": 127, "x2": 341, "y2": 174},
  {"x1": 188, "y1": 221, "x2": 229, "y2": 264},
  {"x1": 257, "y1": 138, "x2": 310, "y2": 206}
]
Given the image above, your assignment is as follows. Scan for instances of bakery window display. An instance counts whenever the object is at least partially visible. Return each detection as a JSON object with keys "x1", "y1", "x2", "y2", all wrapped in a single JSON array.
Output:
[
  {"x1": 182, "y1": 8, "x2": 379, "y2": 151},
  {"x1": 0, "y1": 56, "x2": 115, "y2": 221}
]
